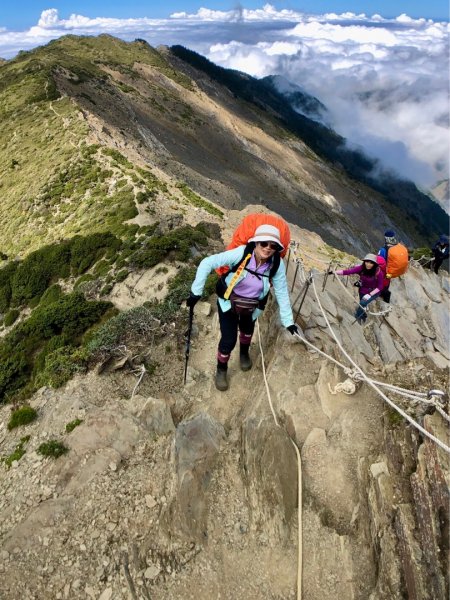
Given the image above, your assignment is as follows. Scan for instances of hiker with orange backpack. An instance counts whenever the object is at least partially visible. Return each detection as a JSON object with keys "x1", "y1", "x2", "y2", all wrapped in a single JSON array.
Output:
[
  {"x1": 186, "y1": 222, "x2": 299, "y2": 391},
  {"x1": 333, "y1": 253, "x2": 385, "y2": 324},
  {"x1": 377, "y1": 229, "x2": 409, "y2": 302}
]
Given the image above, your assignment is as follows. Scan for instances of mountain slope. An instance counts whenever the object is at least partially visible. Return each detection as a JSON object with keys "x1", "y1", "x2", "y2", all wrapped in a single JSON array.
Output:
[{"x1": 0, "y1": 34, "x2": 447, "y2": 263}]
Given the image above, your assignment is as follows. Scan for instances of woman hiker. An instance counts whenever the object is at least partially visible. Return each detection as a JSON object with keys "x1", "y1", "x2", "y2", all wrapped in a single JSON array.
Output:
[
  {"x1": 334, "y1": 253, "x2": 385, "y2": 324},
  {"x1": 186, "y1": 224, "x2": 299, "y2": 391}
]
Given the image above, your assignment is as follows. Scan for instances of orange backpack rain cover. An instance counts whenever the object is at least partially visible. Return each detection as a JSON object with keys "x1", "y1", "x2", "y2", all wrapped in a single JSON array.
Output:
[
  {"x1": 216, "y1": 213, "x2": 291, "y2": 276},
  {"x1": 386, "y1": 244, "x2": 409, "y2": 278}
]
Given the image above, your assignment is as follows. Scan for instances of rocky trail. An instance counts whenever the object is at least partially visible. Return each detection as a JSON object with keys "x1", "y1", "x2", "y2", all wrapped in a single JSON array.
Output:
[{"x1": 0, "y1": 219, "x2": 448, "y2": 600}]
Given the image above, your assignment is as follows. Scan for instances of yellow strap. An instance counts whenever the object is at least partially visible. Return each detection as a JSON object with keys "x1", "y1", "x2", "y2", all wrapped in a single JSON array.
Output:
[{"x1": 223, "y1": 253, "x2": 252, "y2": 300}]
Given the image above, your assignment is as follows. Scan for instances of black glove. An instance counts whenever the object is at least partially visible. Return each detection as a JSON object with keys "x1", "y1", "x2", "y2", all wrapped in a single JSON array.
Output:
[
  {"x1": 186, "y1": 292, "x2": 201, "y2": 308},
  {"x1": 287, "y1": 324, "x2": 299, "y2": 335}
]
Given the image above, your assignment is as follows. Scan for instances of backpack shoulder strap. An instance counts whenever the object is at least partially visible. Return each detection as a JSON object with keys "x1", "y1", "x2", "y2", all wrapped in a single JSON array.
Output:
[
  {"x1": 230, "y1": 242, "x2": 281, "y2": 281},
  {"x1": 230, "y1": 243, "x2": 255, "y2": 273},
  {"x1": 269, "y1": 252, "x2": 281, "y2": 279}
]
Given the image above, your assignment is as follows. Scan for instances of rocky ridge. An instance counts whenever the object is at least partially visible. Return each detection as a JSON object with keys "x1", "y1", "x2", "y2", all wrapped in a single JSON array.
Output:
[{"x1": 0, "y1": 210, "x2": 448, "y2": 600}]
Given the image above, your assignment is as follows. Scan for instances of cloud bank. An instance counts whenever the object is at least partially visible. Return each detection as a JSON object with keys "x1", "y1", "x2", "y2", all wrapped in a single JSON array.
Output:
[{"x1": 0, "y1": 5, "x2": 448, "y2": 190}]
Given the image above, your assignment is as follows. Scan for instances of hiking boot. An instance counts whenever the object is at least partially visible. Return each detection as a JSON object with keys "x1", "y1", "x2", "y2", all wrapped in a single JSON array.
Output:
[
  {"x1": 239, "y1": 353, "x2": 253, "y2": 371},
  {"x1": 215, "y1": 368, "x2": 228, "y2": 391}
]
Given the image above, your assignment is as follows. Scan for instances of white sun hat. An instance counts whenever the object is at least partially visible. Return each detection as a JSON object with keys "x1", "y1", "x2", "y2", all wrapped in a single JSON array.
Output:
[{"x1": 248, "y1": 224, "x2": 284, "y2": 250}]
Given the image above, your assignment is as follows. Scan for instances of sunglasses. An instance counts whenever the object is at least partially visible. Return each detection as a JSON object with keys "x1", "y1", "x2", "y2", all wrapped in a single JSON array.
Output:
[{"x1": 258, "y1": 241, "x2": 280, "y2": 250}]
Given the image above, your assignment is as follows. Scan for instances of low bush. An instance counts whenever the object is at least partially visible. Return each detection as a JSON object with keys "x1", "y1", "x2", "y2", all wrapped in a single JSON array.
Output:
[
  {"x1": 65, "y1": 418, "x2": 83, "y2": 433},
  {"x1": 37, "y1": 439, "x2": 68, "y2": 458},
  {"x1": 4, "y1": 308, "x2": 19, "y2": 327},
  {"x1": 115, "y1": 268, "x2": 129, "y2": 283},
  {"x1": 87, "y1": 305, "x2": 159, "y2": 356},
  {"x1": 0, "y1": 262, "x2": 19, "y2": 312},
  {"x1": 0, "y1": 292, "x2": 111, "y2": 401},
  {"x1": 129, "y1": 226, "x2": 207, "y2": 269},
  {"x1": 2, "y1": 436, "x2": 30, "y2": 468},
  {"x1": 0, "y1": 233, "x2": 121, "y2": 311},
  {"x1": 34, "y1": 346, "x2": 89, "y2": 389},
  {"x1": 39, "y1": 284, "x2": 62, "y2": 307},
  {"x1": 69, "y1": 232, "x2": 121, "y2": 275},
  {"x1": 411, "y1": 247, "x2": 432, "y2": 260},
  {"x1": 7, "y1": 406, "x2": 37, "y2": 430}
]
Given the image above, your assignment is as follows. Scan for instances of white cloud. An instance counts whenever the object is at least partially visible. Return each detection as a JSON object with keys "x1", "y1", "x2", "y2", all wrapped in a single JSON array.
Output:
[{"x1": 0, "y1": 5, "x2": 447, "y2": 189}]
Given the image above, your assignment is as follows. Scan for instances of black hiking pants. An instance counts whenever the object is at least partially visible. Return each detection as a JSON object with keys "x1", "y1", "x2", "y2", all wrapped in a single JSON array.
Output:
[{"x1": 217, "y1": 302, "x2": 255, "y2": 356}]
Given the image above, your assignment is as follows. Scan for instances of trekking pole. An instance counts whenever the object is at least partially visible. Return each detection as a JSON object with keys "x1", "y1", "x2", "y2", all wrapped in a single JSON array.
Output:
[
  {"x1": 183, "y1": 306, "x2": 194, "y2": 385},
  {"x1": 294, "y1": 273, "x2": 312, "y2": 322}
]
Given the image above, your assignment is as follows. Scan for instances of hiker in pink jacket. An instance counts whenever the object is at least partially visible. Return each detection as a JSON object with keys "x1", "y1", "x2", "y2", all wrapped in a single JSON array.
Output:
[{"x1": 334, "y1": 253, "x2": 385, "y2": 323}]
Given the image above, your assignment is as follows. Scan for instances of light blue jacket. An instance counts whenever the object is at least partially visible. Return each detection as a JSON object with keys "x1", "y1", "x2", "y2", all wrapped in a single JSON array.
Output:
[{"x1": 191, "y1": 245, "x2": 294, "y2": 327}]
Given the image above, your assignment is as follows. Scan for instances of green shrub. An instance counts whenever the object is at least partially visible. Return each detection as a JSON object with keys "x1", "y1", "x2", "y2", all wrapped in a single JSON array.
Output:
[
  {"x1": 0, "y1": 292, "x2": 111, "y2": 401},
  {"x1": 37, "y1": 439, "x2": 68, "y2": 458},
  {"x1": 34, "y1": 346, "x2": 89, "y2": 389},
  {"x1": 412, "y1": 247, "x2": 432, "y2": 260},
  {"x1": 7, "y1": 406, "x2": 37, "y2": 430},
  {"x1": 74, "y1": 273, "x2": 95, "y2": 289},
  {"x1": 2, "y1": 436, "x2": 30, "y2": 468},
  {"x1": 100, "y1": 283, "x2": 114, "y2": 296},
  {"x1": 4, "y1": 308, "x2": 19, "y2": 327},
  {"x1": 65, "y1": 418, "x2": 83, "y2": 433},
  {"x1": 0, "y1": 262, "x2": 19, "y2": 312},
  {"x1": 11, "y1": 241, "x2": 71, "y2": 305},
  {"x1": 69, "y1": 232, "x2": 121, "y2": 275},
  {"x1": 39, "y1": 284, "x2": 62, "y2": 306},
  {"x1": 87, "y1": 305, "x2": 159, "y2": 356},
  {"x1": 387, "y1": 409, "x2": 403, "y2": 427},
  {"x1": 101, "y1": 147, "x2": 133, "y2": 168},
  {"x1": 129, "y1": 226, "x2": 207, "y2": 269},
  {"x1": 92, "y1": 259, "x2": 110, "y2": 277},
  {"x1": 115, "y1": 268, "x2": 129, "y2": 283}
]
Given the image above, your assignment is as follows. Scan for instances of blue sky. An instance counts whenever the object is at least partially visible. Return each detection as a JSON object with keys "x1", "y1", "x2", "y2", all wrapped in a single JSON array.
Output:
[{"x1": 1, "y1": 1, "x2": 449, "y2": 29}]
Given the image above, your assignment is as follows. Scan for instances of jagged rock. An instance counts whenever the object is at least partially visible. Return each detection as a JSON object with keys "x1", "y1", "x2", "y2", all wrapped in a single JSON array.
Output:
[
  {"x1": 373, "y1": 323, "x2": 404, "y2": 363},
  {"x1": 278, "y1": 385, "x2": 329, "y2": 445},
  {"x1": 426, "y1": 351, "x2": 449, "y2": 370},
  {"x1": 401, "y1": 274, "x2": 431, "y2": 309},
  {"x1": 168, "y1": 413, "x2": 225, "y2": 541},
  {"x1": 301, "y1": 428, "x2": 356, "y2": 529},
  {"x1": 128, "y1": 395, "x2": 175, "y2": 436},
  {"x1": 410, "y1": 433, "x2": 448, "y2": 600},
  {"x1": 429, "y1": 302, "x2": 450, "y2": 359},
  {"x1": 302, "y1": 507, "x2": 375, "y2": 600},
  {"x1": 385, "y1": 311, "x2": 423, "y2": 357},
  {"x1": 197, "y1": 301, "x2": 211, "y2": 317},
  {"x1": 241, "y1": 416, "x2": 297, "y2": 542},
  {"x1": 394, "y1": 504, "x2": 430, "y2": 600},
  {"x1": 315, "y1": 362, "x2": 355, "y2": 421}
]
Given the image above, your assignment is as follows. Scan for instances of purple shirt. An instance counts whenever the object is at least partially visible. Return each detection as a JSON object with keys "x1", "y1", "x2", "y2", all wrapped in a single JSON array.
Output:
[
  {"x1": 341, "y1": 264, "x2": 384, "y2": 296},
  {"x1": 233, "y1": 253, "x2": 271, "y2": 298}
]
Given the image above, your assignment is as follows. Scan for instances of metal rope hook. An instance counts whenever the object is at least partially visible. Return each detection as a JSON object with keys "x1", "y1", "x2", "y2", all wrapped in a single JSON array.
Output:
[{"x1": 428, "y1": 389, "x2": 448, "y2": 405}]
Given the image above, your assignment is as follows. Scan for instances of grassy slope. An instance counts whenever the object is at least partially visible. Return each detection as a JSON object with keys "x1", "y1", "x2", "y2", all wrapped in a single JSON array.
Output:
[{"x1": 0, "y1": 35, "x2": 196, "y2": 258}]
